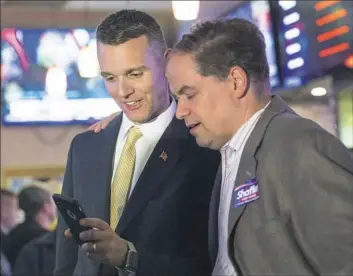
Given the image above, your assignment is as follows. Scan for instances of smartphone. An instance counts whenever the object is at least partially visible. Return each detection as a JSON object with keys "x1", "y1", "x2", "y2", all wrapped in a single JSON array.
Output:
[{"x1": 52, "y1": 193, "x2": 91, "y2": 245}]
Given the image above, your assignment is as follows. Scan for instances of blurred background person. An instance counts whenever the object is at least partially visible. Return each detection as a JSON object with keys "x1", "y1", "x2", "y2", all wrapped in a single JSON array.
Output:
[
  {"x1": 3, "y1": 186, "x2": 57, "y2": 268},
  {"x1": 1, "y1": 189, "x2": 20, "y2": 276},
  {"x1": 1, "y1": 190, "x2": 20, "y2": 242},
  {"x1": 13, "y1": 229, "x2": 56, "y2": 276}
]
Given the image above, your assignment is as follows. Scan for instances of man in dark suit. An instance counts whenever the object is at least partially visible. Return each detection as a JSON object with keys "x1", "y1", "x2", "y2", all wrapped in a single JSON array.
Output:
[
  {"x1": 166, "y1": 18, "x2": 353, "y2": 275},
  {"x1": 3, "y1": 186, "x2": 56, "y2": 268},
  {"x1": 54, "y1": 10, "x2": 220, "y2": 276}
]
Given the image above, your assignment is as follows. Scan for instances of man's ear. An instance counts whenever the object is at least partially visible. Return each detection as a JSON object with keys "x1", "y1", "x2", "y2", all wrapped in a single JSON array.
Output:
[
  {"x1": 164, "y1": 48, "x2": 173, "y2": 59},
  {"x1": 229, "y1": 66, "x2": 249, "y2": 99}
]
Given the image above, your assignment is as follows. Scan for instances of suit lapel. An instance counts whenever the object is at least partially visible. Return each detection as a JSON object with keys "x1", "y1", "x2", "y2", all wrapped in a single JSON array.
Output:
[
  {"x1": 227, "y1": 154, "x2": 257, "y2": 234},
  {"x1": 228, "y1": 96, "x2": 292, "y2": 234},
  {"x1": 92, "y1": 115, "x2": 122, "y2": 224},
  {"x1": 116, "y1": 117, "x2": 189, "y2": 234},
  {"x1": 209, "y1": 164, "x2": 222, "y2": 265}
]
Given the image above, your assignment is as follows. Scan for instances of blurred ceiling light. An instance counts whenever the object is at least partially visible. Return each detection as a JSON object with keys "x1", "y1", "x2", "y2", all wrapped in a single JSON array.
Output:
[
  {"x1": 283, "y1": 12, "x2": 300, "y2": 25},
  {"x1": 285, "y1": 28, "x2": 300, "y2": 40},
  {"x1": 278, "y1": 1, "x2": 297, "y2": 11},
  {"x1": 172, "y1": 1, "x2": 199, "y2": 21},
  {"x1": 286, "y1": 43, "x2": 301, "y2": 55},
  {"x1": 311, "y1": 87, "x2": 327, "y2": 96},
  {"x1": 287, "y1": 57, "x2": 304, "y2": 70}
]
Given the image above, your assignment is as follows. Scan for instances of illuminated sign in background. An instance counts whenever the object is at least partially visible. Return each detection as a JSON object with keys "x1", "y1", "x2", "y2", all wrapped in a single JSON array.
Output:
[{"x1": 276, "y1": 0, "x2": 353, "y2": 88}]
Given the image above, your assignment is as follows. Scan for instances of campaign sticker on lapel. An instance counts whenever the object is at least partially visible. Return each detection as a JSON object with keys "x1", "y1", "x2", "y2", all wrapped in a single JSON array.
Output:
[{"x1": 234, "y1": 178, "x2": 259, "y2": 208}]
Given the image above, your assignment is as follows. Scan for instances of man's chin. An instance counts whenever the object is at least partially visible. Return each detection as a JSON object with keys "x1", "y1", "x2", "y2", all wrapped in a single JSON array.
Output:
[
  {"x1": 195, "y1": 137, "x2": 210, "y2": 148},
  {"x1": 125, "y1": 112, "x2": 151, "y2": 124},
  {"x1": 195, "y1": 137, "x2": 221, "y2": 151}
]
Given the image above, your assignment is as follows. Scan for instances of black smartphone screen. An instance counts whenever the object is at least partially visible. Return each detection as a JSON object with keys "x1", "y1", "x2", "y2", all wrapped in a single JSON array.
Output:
[{"x1": 52, "y1": 194, "x2": 91, "y2": 245}]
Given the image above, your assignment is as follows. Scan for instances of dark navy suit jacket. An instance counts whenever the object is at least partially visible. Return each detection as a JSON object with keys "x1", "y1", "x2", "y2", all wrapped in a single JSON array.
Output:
[{"x1": 55, "y1": 114, "x2": 220, "y2": 276}]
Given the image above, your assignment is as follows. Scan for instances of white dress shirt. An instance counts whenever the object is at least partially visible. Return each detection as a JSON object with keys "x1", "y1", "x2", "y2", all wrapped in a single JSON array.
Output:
[
  {"x1": 212, "y1": 105, "x2": 268, "y2": 276},
  {"x1": 111, "y1": 99, "x2": 176, "y2": 197}
]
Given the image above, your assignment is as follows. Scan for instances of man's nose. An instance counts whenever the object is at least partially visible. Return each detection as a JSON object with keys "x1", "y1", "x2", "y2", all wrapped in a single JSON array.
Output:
[
  {"x1": 117, "y1": 79, "x2": 133, "y2": 98},
  {"x1": 175, "y1": 99, "x2": 190, "y2": 120}
]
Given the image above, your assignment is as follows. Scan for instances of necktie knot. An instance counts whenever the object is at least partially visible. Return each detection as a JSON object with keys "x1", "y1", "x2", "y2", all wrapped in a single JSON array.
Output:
[{"x1": 126, "y1": 126, "x2": 142, "y2": 145}]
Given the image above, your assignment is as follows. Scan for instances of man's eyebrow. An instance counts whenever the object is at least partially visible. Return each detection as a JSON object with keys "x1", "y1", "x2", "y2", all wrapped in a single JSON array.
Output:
[
  {"x1": 100, "y1": 66, "x2": 147, "y2": 77},
  {"x1": 101, "y1": 71, "x2": 113, "y2": 77},
  {"x1": 174, "y1": 85, "x2": 196, "y2": 96},
  {"x1": 124, "y1": 66, "x2": 147, "y2": 75}
]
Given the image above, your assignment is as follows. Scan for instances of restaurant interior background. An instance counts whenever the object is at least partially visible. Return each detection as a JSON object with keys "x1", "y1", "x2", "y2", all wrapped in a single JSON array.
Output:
[{"x1": 1, "y1": 0, "x2": 352, "y2": 195}]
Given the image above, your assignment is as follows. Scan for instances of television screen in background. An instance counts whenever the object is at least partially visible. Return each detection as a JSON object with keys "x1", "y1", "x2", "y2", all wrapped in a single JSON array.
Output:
[
  {"x1": 1, "y1": 28, "x2": 119, "y2": 125},
  {"x1": 275, "y1": 0, "x2": 353, "y2": 88},
  {"x1": 337, "y1": 88, "x2": 353, "y2": 149},
  {"x1": 222, "y1": 0, "x2": 280, "y2": 88}
]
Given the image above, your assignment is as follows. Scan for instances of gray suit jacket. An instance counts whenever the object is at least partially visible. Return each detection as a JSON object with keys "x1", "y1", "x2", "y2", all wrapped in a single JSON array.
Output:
[{"x1": 209, "y1": 96, "x2": 353, "y2": 275}]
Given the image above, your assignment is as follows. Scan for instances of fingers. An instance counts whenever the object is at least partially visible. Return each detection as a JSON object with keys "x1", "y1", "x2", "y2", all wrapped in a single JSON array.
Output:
[
  {"x1": 88, "y1": 112, "x2": 119, "y2": 133},
  {"x1": 81, "y1": 239, "x2": 127, "y2": 265},
  {"x1": 79, "y1": 228, "x2": 111, "y2": 242},
  {"x1": 85, "y1": 251, "x2": 107, "y2": 262},
  {"x1": 82, "y1": 243, "x2": 108, "y2": 261},
  {"x1": 88, "y1": 122, "x2": 98, "y2": 131},
  {"x1": 81, "y1": 240, "x2": 107, "y2": 254},
  {"x1": 95, "y1": 121, "x2": 107, "y2": 132},
  {"x1": 64, "y1": 229, "x2": 72, "y2": 238},
  {"x1": 80, "y1": 231, "x2": 128, "y2": 266},
  {"x1": 89, "y1": 122, "x2": 104, "y2": 133},
  {"x1": 80, "y1": 218, "x2": 110, "y2": 230}
]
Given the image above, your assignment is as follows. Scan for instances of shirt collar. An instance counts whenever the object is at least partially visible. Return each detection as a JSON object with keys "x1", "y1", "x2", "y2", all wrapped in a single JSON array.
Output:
[
  {"x1": 120, "y1": 98, "x2": 176, "y2": 141},
  {"x1": 221, "y1": 102, "x2": 270, "y2": 152}
]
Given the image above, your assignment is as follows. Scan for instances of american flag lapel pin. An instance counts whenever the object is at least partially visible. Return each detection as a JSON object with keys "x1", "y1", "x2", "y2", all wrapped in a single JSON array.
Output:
[{"x1": 160, "y1": 151, "x2": 168, "y2": 162}]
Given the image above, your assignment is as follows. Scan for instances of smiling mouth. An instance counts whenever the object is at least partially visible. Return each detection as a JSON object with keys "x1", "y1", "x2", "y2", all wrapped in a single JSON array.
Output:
[
  {"x1": 124, "y1": 100, "x2": 143, "y2": 110},
  {"x1": 126, "y1": 100, "x2": 142, "y2": 106}
]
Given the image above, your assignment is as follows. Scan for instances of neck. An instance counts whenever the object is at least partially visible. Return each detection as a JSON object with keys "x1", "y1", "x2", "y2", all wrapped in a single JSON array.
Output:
[
  {"x1": 244, "y1": 99, "x2": 269, "y2": 121},
  {"x1": 146, "y1": 93, "x2": 171, "y2": 123},
  {"x1": 148, "y1": 76, "x2": 171, "y2": 122},
  {"x1": 227, "y1": 93, "x2": 270, "y2": 144},
  {"x1": 159, "y1": 94, "x2": 172, "y2": 115},
  {"x1": 241, "y1": 81, "x2": 271, "y2": 121}
]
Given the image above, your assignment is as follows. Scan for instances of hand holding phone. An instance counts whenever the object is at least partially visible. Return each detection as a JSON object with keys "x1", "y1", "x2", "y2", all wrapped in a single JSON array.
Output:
[{"x1": 53, "y1": 194, "x2": 91, "y2": 245}]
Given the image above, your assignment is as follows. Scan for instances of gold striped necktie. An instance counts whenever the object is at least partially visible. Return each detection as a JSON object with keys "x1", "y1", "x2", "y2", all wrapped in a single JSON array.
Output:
[{"x1": 110, "y1": 126, "x2": 142, "y2": 229}]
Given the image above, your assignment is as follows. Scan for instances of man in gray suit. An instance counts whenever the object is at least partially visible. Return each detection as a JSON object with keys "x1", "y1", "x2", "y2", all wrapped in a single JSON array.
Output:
[{"x1": 165, "y1": 18, "x2": 353, "y2": 275}]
